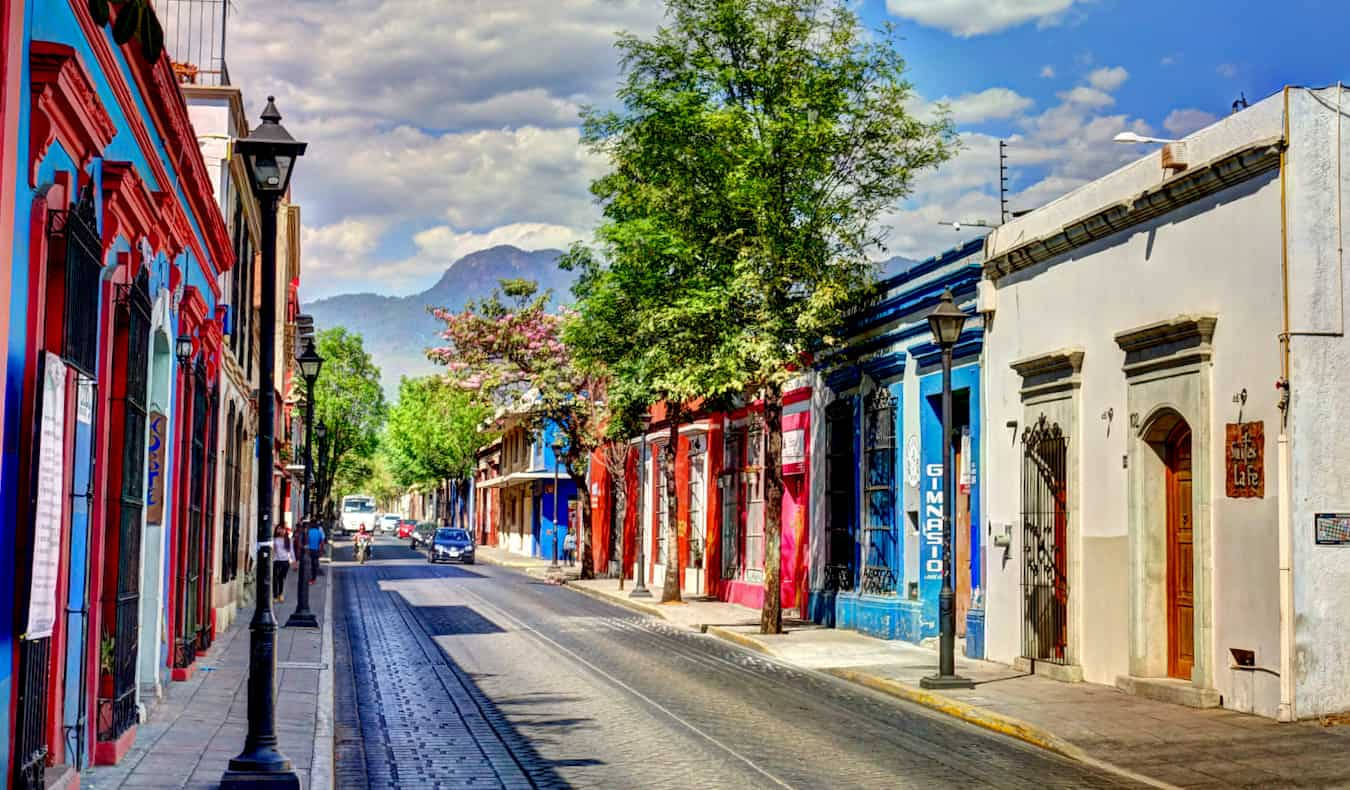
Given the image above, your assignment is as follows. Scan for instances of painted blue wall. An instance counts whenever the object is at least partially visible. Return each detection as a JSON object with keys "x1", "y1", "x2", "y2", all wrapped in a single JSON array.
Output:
[{"x1": 917, "y1": 359, "x2": 982, "y2": 643}]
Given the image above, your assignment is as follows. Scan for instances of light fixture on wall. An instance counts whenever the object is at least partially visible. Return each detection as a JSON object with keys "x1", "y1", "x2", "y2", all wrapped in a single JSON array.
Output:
[{"x1": 175, "y1": 334, "x2": 193, "y2": 365}]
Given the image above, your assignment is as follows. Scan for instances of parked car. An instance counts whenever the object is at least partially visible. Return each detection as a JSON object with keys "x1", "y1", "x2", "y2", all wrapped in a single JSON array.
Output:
[
  {"x1": 410, "y1": 522, "x2": 438, "y2": 551},
  {"x1": 379, "y1": 513, "x2": 401, "y2": 533},
  {"x1": 397, "y1": 519, "x2": 417, "y2": 539},
  {"x1": 429, "y1": 528, "x2": 475, "y2": 564}
]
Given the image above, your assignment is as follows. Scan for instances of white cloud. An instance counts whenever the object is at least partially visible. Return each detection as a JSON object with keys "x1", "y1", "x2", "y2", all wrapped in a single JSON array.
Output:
[
  {"x1": 1040, "y1": 65, "x2": 1056, "y2": 79},
  {"x1": 940, "y1": 88, "x2": 1035, "y2": 124},
  {"x1": 1087, "y1": 66, "x2": 1128, "y2": 92},
  {"x1": 1217, "y1": 63, "x2": 1239, "y2": 78},
  {"x1": 1160, "y1": 55, "x2": 1177, "y2": 66},
  {"x1": 1163, "y1": 108, "x2": 1219, "y2": 136},
  {"x1": 1057, "y1": 86, "x2": 1115, "y2": 108},
  {"x1": 884, "y1": 0, "x2": 1085, "y2": 36}
]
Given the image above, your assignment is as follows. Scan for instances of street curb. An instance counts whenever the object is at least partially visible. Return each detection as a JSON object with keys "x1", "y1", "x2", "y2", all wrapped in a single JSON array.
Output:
[
  {"x1": 312, "y1": 575, "x2": 336, "y2": 790},
  {"x1": 561, "y1": 580, "x2": 667, "y2": 619},
  {"x1": 476, "y1": 550, "x2": 545, "y2": 571},
  {"x1": 818, "y1": 668, "x2": 1179, "y2": 790},
  {"x1": 704, "y1": 626, "x2": 772, "y2": 655}
]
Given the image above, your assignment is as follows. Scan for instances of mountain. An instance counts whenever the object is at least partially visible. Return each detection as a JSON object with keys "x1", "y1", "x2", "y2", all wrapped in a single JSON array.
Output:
[
  {"x1": 304, "y1": 246, "x2": 921, "y2": 400},
  {"x1": 303, "y1": 246, "x2": 575, "y2": 399}
]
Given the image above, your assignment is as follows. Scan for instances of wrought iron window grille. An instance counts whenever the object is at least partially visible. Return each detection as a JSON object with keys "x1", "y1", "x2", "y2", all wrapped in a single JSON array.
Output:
[
  {"x1": 1021, "y1": 413, "x2": 1070, "y2": 665},
  {"x1": 49, "y1": 184, "x2": 103, "y2": 376},
  {"x1": 861, "y1": 388, "x2": 898, "y2": 595}
]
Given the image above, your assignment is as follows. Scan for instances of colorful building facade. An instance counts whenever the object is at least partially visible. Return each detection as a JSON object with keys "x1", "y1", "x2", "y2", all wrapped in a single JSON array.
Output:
[{"x1": 810, "y1": 240, "x2": 986, "y2": 655}]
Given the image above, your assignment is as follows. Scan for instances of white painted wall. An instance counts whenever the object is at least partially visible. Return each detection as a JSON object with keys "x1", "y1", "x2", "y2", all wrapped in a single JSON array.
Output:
[
  {"x1": 982, "y1": 133, "x2": 1286, "y2": 714},
  {"x1": 1285, "y1": 86, "x2": 1350, "y2": 718}
]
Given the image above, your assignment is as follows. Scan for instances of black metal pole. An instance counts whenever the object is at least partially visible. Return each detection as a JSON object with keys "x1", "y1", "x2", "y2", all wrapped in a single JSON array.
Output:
[
  {"x1": 922, "y1": 344, "x2": 973, "y2": 689},
  {"x1": 631, "y1": 436, "x2": 651, "y2": 598},
  {"x1": 223, "y1": 193, "x2": 299, "y2": 787},
  {"x1": 286, "y1": 373, "x2": 318, "y2": 629}
]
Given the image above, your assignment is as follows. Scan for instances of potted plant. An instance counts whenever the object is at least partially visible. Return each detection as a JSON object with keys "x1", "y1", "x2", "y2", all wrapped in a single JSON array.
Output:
[{"x1": 99, "y1": 634, "x2": 115, "y2": 698}]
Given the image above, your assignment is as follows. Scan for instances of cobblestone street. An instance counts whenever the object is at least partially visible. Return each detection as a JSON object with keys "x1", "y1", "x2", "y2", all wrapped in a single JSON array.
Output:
[{"x1": 332, "y1": 539, "x2": 1138, "y2": 789}]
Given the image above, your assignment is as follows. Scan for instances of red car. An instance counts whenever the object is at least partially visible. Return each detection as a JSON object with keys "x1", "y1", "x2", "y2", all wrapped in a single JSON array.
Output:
[{"x1": 397, "y1": 519, "x2": 417, "y2": 539}]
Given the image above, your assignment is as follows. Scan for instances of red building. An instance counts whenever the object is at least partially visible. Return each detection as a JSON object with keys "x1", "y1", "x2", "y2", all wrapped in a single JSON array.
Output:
[{"x1": 590, "y1": 384, "x2": 813, "y2": 614}]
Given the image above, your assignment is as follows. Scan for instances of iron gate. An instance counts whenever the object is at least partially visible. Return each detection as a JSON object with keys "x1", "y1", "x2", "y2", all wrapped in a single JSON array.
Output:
[
  {"x1": 823, "y1": 399, "x2": 856, "y2": 592},
  {"x1": 720, "y1": 429, "x2": 743, "y2": 578},
  {"x1": 1021, "y1": 414, "x2": 1069, "y2": 664},
  {"x1": 14, "y1": 637, "x2": 51, "y2": 789}
]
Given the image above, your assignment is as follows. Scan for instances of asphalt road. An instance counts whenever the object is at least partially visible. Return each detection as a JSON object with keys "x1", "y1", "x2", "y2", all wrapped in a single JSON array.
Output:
[{"x1": 332, "y1": 537, "x2": 1140, "y2": 789}]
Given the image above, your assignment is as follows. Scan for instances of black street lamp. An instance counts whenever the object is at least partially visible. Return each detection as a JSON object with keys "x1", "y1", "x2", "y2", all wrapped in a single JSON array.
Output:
[
  {"x1": 920, "y1": 290, "x2": 975, "y2": 690},
  {"x1": 286, "y1": 337, "x2": 323, "y2": 629},
  {"x1": 551, "y1": 434, "x2": 565, "y2": 568},
  {"x1": 175, "y1": 333, "x2": 193, "y2": 366},
  {"x1": 630, "y1": 414, "x2": 653, "y2": 598},
  {"x1": 222, "y1": 96, "x2": 306, "y2": 790}
]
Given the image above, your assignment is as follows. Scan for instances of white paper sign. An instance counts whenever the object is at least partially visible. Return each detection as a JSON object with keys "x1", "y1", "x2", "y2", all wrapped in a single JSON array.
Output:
[
  {"x1": 782, "y1": 429, "x2": 805, "y2": 465},
  {"x1": 27, "y1": 353, "x2": 68, "y2": 639},
  {"x1": 905, "y1": 435, "x2": 921, "y2": 488}
]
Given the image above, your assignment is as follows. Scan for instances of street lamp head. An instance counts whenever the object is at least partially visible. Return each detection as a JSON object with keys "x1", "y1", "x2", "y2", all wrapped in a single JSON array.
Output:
[
  {"x1": 1112, "y1": 131, "x2": 1179, "y2": 145},
  {"x1": 927, "y1": 289, "x2": 968, "y2": 348},
  {"x1": 236, "y1": 97, "x2": 307, "y2": 198},
  {"x1": 315, "y1": 421, "x2": 327, "y2": 441},
  {"x1": 552, "y1": 433, "x2": 567, "y2": 451},
  {"x1": 175, "y1": 333, "x2": 194, "y2": 365},
  {"x1": 296, "y1": 337, "x2": 323, "y2": 382},
  {"x1": 638, "y1": 413, "x2": 653, "y2": 432}
]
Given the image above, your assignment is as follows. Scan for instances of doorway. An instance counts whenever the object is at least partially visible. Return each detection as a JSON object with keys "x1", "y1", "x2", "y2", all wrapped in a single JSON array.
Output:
[{"x1": 1165, "y1": 423, "x2": 1194, "y2": 680}]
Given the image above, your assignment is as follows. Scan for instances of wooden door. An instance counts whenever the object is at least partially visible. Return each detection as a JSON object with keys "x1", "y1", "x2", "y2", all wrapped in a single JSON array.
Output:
[{"x1": 1166, "y1": 424, "x2": 1194, "y2": 680}]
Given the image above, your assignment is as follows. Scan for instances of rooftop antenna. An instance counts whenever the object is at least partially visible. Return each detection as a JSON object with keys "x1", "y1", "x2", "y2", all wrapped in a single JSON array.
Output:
[
  {"x1": 999, "y1": 140, "x2": 1010, "y2": 224},
  {"x1": 1232, "y1": 92, "x2": 1248, "y2": 114}
]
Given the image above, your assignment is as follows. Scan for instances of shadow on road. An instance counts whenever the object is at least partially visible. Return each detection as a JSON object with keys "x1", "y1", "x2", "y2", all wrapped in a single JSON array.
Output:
[{"x1": 335, "y1": 550, "x2": 600, "y2": 786}]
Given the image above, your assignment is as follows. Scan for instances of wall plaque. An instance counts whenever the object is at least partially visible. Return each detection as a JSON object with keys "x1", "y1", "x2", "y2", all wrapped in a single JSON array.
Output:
[
  {"x1": 1225, "y1": 420, "x2": 1264, "y2": 498},
  {"x1": 1315, "y1": 513, "x2": 1350, "y2": 545},
  {"x1": 145, "y1": 411, "x2": 168, "y2": 523}
]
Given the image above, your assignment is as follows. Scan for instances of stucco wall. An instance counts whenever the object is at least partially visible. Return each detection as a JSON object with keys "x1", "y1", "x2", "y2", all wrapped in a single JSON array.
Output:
[
  {"x1": 982, "y1": 170, "x2": 1284, "y2": 713},
  {"x1": 1286, "y1": 86, "x2": 1350, "y2": 718}
]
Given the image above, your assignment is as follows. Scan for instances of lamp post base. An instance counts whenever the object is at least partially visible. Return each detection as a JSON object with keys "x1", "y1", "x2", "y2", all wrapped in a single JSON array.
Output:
[
  {"x1": 919, "y1": 673, "x2": 975, "y2": 690},
  {"x1": 283, "y1": 610, "x2": 319, "y2": 629},
  {"x1": 222, "y1": 751, "x2": 299, "y2": 789},
  {"x1": 629, "y1": 585, "x2": 652, "y2": 599}
]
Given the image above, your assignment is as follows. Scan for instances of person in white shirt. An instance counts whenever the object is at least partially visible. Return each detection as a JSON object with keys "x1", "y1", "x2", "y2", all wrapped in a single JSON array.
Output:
[{"x1": 273, "y1": 526, "x2": 294, "y2": 602}]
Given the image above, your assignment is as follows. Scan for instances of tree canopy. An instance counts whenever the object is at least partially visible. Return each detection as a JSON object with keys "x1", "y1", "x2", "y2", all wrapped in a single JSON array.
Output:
[
  {"x1": 384, "y1": 375, "x2": 491, "y2": 489},
  {"x1": 312, "y1": 327, "x2": 387, "y2": 516}
]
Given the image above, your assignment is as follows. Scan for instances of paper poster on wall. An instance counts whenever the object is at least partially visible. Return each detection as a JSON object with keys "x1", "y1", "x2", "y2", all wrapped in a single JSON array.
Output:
[
  {"x1": 959, "y1": 426, "x2": 972, "y2": 494},
  {"x1": 781, "y1": 428, "x2": 805, "y2": 466},
  {"x1": 26, "y1": 353, "x2": 68, "y2": 639},
  {"x1": 905, "y1": 436, "x2": 920, "y2": 489}
]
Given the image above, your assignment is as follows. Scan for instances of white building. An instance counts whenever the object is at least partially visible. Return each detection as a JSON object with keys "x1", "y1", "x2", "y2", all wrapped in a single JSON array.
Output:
[{"x1": 979, "y1": 85, "x2": 1349, "y2": 720}]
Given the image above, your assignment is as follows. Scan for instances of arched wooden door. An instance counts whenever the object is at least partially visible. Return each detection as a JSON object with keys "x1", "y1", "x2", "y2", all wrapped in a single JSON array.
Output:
[{"x1": 1166, "y1": 423, "x2": 1194, "y2": 680}]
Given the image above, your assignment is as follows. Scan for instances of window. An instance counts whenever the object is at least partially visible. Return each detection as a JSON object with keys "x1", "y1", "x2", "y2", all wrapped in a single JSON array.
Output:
[
  {"x1": 654, "y1": 444, "x2": 669, "y2": 565},
  {"x1": 62, "y1": 184, "x2": 102, "y2": 375},
  {"x1": 688, "y1": 436, "x2": 706, "y2": 569},
  {"x1": 721, "y1": 429, "x2": 743, "y2": 577},
  {"x1": 744, "y1": 426, "x2": 765, "y2": 578},
  {"x1": 861, "y1": 389, "x2": 898, "y2": 595}
]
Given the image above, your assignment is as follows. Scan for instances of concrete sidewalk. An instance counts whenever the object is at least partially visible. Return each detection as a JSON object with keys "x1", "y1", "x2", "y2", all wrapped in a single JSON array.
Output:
[
  {"x1": 566, "y1": 576, "x2": 1350, "y2": 789},
  {"x1": 86, "y1": 560, "x2": 335, "y2": 790},
  {"x1": 475, "y1": 543, "x2": 580, "y2": 583}
]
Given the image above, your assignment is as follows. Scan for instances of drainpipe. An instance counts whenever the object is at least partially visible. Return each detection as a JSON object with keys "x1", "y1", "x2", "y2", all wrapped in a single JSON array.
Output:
[{"x1": 1276, "y1": 86, "x2": 1296, "y2": 722}]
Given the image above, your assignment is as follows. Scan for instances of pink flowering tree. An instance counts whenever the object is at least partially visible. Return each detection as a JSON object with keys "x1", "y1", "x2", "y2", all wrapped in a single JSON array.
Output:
[{"x1": 429, "y1": 279, "x2": 607, "y2": 579}]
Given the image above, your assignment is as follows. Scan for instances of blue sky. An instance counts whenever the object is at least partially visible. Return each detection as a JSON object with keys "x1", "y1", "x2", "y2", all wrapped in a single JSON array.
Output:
[{"x1": 223, "y1": 0, "x2": 1346, "y2": 300}]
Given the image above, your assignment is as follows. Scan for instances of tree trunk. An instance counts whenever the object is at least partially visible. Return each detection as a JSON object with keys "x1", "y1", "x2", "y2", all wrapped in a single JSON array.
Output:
[
  {"x1": 569, "y1": 466, "x2": 595, "y2": 580},
  {"x1": 761, "y1": 384, "x2": 784, "y2": 634},
  {"x1": 662, "y1": 405, "x2": 683, "y2": 603}
]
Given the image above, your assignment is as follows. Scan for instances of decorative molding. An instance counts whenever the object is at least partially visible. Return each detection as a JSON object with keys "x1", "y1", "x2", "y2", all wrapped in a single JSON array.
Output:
[
  {"x1": 70, "y1": 1, "x2": 231, "y2": 299},
  {"x1": 28, "y1": 42, "x2": 116, "y2": 185},
  {"x1": 1114, "y1": 315, "x2": 1217, "y2": 378},
  {"x1": 986, "y1": 139, "x2": 1283, "y2": 280},
  {"x1": 1010, "y1": 347, "x2": 1085, "y2": 401},
  {"x1": 100, "y1": 160, "x2": 159, "y2": 259}
]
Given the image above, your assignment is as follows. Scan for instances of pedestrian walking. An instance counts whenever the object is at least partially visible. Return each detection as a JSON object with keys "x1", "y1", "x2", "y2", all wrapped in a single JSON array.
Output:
[
  {"x1": 306, "y1": 520, "x2": 325, "y2": 580},
  {"x1": 563, "y1": 530, "x2": 576, "y2": 567},
  {"x1": 273, "y1": 525, "x2": 293, "y2": 602}
]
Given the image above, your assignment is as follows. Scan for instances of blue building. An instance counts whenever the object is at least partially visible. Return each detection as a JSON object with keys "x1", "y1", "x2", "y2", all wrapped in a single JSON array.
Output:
[
  {"x1": 809, "y1": 239, "x2": 987, "y2": 658},
  {"x1": 2, "y1": 1, "x2": 236, "y2": 783},
  {"x1": 477, "y1": 414, "x2": 577, "y2": 562}
]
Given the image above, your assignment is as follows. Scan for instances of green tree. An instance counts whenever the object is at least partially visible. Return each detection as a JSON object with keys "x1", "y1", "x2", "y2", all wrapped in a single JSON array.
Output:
[
  {"x1": 572, "y1": 0, "x2": 954, "y2": 630},
  {"x1": 384, "y1": 375, "x2": 492, "y2": 525},
  {"x1": 312, "y1": 327, "x2": 387, "y2": 518}
]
